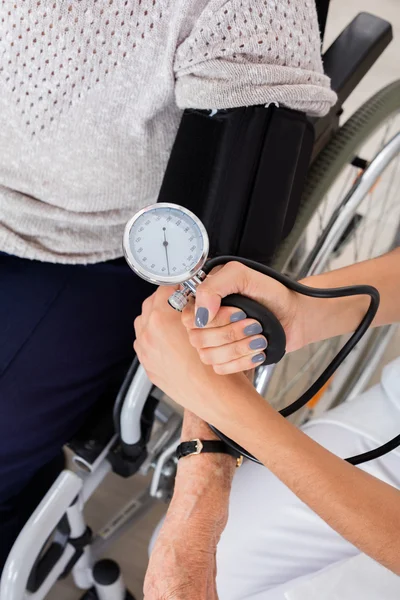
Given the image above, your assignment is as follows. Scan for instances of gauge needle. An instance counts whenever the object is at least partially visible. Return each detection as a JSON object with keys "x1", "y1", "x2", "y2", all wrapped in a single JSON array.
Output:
[{"x1": 163, "y1": 228, "x2": 170, "y2": 275}]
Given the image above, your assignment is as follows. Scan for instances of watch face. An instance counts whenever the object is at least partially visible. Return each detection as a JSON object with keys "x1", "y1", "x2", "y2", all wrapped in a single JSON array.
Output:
[{"x1": 123, "y1": 203, "x2": 209, "y2": 286}]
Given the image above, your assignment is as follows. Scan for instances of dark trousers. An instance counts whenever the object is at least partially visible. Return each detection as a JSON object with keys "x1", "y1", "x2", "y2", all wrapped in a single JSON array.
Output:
[{"x1": 0, "y1": 252, "x2": 153, "y2": 569}]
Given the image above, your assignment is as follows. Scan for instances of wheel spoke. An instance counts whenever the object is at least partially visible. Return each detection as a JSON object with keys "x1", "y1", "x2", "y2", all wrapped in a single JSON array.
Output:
[
  {"x1": 374, "y1": 190, "x2": 400, "y2": 252},
  {"x1": 352, "y1": 213, "x2": 360, "y2": 263},
  {"x1": 357, "y1": 118, "x2": 396, "y2": 252}
]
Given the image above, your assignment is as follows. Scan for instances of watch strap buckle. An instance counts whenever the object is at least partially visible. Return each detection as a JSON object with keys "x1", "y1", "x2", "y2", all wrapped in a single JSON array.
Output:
[{"x1": 192, "y1": 438, "x2": 204, "y2": 455}]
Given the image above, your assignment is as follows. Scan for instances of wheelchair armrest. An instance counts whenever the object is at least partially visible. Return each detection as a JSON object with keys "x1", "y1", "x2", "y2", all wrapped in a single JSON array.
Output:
[
  {"x1": 68, "y1": 358, "x2": 157, "y2": 477},
  {"x1": 310, "y1": 12, "x2": 393, "y2": 161},
  {"x1": 113, "y1": 360, "x2": 155, "y2": 453},
  {"x1": 324, "y1": 12, "x2": 393, "y2": 105}
]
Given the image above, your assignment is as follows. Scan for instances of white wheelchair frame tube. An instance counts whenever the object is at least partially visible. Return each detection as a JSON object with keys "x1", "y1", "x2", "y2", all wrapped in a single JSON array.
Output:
[
  {"x1": 120, "y1": 364, "x2": 153, "y2": 445},
  {"x1": 0, "y1": 461, "x2": 112, "y2": 600},
  {"x1": 0, "y1": 471, "x2": 82, "y2": 600}
]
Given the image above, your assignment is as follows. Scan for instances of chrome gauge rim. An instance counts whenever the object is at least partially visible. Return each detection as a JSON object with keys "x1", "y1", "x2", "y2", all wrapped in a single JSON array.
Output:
[{"x1": 123, "y1": 203, "x2": 210, "y2": 286}]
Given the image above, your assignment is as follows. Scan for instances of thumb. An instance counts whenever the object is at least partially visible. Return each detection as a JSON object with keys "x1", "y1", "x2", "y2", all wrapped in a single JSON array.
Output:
[{"x1": 194, "y1": 261, "x2": 249, "y2": 327}]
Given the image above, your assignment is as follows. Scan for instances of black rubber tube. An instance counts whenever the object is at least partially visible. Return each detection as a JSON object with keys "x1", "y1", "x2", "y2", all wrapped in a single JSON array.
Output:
[
  {"x1": 346, "y1": 434, "x2": 400, "y2": 465},
  {"x1": 203, "y1": 257, "x2": 399, "y2": 466}
]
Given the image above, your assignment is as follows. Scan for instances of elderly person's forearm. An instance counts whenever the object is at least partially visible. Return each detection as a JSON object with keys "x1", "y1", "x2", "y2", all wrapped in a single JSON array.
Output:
[
  {"x1": 170, "y1": 410, "x2": 236, "y2": 538},
  {"x1": 144, "y1": 410, "x2": 235, "y2": 600}
]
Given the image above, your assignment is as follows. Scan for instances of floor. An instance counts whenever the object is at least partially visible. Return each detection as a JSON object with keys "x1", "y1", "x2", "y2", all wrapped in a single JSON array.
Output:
[{"x1": 51, "y1": 2, "x2": 400, "y2": 599}]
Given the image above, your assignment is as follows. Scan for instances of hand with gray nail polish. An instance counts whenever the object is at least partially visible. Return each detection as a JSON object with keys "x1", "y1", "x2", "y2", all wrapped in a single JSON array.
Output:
[
  {"x1": 181, "y1": 307, "x2": 270, "y2": 375},
  {"x1": 186, "y1": 260, "x2": 293, "y2": 378}
]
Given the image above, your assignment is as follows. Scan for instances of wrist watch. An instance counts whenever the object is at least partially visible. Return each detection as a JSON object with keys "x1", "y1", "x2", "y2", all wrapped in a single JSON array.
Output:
[{"x1": 176, "y1": 439, "x2": 243, "y2": 468}]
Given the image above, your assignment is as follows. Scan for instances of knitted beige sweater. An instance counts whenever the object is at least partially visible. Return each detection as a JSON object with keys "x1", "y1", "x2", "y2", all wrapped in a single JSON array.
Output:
[{"x1": 0, "y1": 1, "x2": 336, "y2": 264}]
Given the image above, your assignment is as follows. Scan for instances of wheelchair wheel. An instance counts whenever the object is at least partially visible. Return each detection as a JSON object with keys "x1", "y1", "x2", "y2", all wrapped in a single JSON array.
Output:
[{"x1": 264, "y1": 80, "x2": 400, "y2": 421}]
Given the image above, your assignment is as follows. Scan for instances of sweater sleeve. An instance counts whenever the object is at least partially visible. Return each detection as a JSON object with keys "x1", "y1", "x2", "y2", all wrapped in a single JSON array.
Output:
[{"x1": 174, "y1": 0, "x2": 337, "y2": 116}]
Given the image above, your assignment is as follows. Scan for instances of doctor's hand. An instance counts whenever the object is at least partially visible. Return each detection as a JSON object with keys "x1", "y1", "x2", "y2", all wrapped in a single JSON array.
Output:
[{"x1": 181, "y1": 261, "x2": 301, "y2": 374}]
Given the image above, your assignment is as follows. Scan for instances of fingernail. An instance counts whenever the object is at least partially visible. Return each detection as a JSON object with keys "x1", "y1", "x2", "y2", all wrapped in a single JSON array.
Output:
[
  {"x1": 195, "y1": 307, "x2": 209, "y2": 328},
  {"x1": 230, "y1": 311, "x2": 247, "y2": 323},
  {"x1": 249, "y1": 337, "x2": 267, "y2": 350},
  {"x1": 251, "y1": 353, "x2": 265, "y2": 364},
  {"x1": 244, "y1": 322, "x2": 263, "y2": 336}
]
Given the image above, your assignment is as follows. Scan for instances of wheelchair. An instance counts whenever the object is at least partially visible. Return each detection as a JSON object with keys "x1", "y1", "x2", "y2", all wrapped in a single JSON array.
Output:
[{"x1": 1, "y1": 3, "x2": 400, "y2": 599}]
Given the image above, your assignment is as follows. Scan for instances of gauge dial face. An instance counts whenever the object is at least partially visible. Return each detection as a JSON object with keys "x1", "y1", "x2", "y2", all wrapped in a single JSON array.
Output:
[{"x1": 123, "y1": 203, "x2": 209, "y2": 285}]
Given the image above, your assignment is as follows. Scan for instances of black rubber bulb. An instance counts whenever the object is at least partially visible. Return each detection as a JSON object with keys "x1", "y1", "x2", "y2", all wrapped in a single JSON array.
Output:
[{"x1": 221, "y1": 294, "x2": 286, "y2": 365}]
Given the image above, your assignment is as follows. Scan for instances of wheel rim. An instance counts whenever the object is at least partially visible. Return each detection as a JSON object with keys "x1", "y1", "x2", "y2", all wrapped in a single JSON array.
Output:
[{"x1": 265, "y1": 113, "x2": 400, "y2": 419}]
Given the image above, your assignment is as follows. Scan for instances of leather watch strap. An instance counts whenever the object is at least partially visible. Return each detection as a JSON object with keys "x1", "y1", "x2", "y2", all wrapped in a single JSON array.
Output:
[{"x1": 176, "y1": 439, "x2": 243, "y2": 467}]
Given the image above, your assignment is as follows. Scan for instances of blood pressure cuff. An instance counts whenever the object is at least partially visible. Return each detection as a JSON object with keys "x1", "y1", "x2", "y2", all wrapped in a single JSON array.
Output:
[{"x1": 156, "y1": 104, "x2": 314, "y2": 264}]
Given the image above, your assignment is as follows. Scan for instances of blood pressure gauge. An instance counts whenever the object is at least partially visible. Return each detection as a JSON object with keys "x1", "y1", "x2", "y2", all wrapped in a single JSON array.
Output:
[
  {"x1": 122, "y1": 203, "x2": 384, "y2": 468},
  {"x1": 123, "y1": 203, "x2": 210, "y2": 310}
]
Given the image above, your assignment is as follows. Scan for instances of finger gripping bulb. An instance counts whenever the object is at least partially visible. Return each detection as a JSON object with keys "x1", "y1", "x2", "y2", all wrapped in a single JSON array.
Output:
[{"x1": 221, "y1": 294, "x2": 286, "y2": 365}]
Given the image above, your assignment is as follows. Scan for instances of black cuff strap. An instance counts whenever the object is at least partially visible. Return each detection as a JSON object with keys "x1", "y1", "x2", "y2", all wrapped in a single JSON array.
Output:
[{"x1": 177, "y1": 439, "x2": 243, "y2": 467}]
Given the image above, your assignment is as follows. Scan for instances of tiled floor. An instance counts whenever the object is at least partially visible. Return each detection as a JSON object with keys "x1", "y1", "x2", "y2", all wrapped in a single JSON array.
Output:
[{"x1": 48, "y1": 2, "x2": 400, "y2": 599}]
